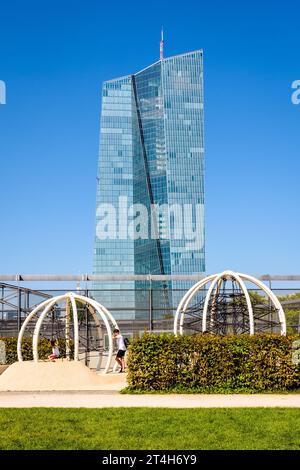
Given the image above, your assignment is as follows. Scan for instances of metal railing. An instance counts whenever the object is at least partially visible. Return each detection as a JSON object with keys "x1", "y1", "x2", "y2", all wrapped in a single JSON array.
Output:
[
  {"x1": 1, "y1": 274, "x2": 300, "y2": 282},
  {"x1": 0, "y1": 275, "x2": 299, "y2": 337}
]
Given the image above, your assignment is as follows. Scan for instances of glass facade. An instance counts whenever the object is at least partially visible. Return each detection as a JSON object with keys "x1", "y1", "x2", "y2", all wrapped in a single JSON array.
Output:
[{"x1": 93, "y1": 50, "x2": 205, "y2": 315}]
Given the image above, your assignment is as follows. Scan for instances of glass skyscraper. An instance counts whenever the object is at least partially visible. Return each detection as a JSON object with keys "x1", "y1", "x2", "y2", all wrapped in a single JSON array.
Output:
[{"x1": 93, "y1": 50, "x2": 205, "y2": 315}]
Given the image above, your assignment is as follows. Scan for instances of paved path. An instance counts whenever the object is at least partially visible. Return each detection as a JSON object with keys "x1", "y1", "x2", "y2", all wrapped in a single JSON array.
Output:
[{"x1": 0, "y1": 392, "x2": 300, "y2": 408}]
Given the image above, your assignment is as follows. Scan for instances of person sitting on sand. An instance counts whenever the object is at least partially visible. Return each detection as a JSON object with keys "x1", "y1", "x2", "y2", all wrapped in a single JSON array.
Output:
[{"x1": 48, "y1": 339, "x2": 60, "y2": 362}]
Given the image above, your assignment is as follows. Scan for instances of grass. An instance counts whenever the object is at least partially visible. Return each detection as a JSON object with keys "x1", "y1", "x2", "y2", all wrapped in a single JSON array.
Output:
[{"x1": 0, "y1": 408, "x2": 299, "y2": 450}]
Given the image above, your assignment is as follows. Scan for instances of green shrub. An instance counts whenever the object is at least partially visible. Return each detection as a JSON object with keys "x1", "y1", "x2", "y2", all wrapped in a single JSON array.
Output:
[
  {"x1": 126, "y1": 333, "x2": 300, "y2": 392},
  {"x1": 0, "y1": 337, "x2": 74, "y2": 364}
]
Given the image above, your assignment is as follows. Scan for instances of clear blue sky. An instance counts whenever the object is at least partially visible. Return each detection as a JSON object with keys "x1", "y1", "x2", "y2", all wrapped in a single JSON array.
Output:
[{"x1": 0, "y1": 0, "x2": 299, "y2": 275}]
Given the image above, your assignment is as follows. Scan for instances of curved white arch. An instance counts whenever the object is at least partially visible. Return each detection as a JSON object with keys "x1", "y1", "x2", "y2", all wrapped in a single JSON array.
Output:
[
  {"x1": 85, "y1": 302, "x2": 105, "y2": 370},
  {"x1": 202, "y1": 273, "x2": 224, "y2": 333},
  {"x1": 74, "y1": 294, "x2": 118, "y2": 331},
  {"x1": 69, "y1": 293, "x2": 79, "y2": 361},
  {"x1": 74, "y1": 294, "x2": 121, "y2": 373},
  {"x1": 202, "y1": 271, "x2": 254, "y2": 335},
  {"x1": 174, "y1": 270, "x2": 286, "y2": 336},
  {"x1": 173, "y1": 274, "x2": 216, "y2": 335},
  {"x1": 237, "y1": 273, "x2": 286, "y2": 335},
  {"x1": 33, "y1": 297, "x2": 62, "y2": 362},
  {"x1": 17, "y1": 294, "x2": 67, "y2": 362},
  {"x1": 73, "y1": 294, "x2": 117, "y2": 373},
  {"x1": 179, "y1": 275, "x2": 217, "y2": 335},
  {"x1": 17, "y1": 292, "x2": 119, "y2": 373},
  {"x1": 209, "y1": 277, "x2": 223, "y2": 331}
]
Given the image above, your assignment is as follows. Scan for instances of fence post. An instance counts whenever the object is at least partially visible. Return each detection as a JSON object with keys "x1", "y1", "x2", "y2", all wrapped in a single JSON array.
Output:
[
  {"x1": 17, "y1": 287, "x2": 22, "y2": 332},
  {"x1": 149, "y1": 278, "x2": 153, "y2": 332},
  {"x1": 85, "y1": 289, "x2": 89, "y2": 366},
  {"x1": 268, "y1": 278, "x2": 273, "y2": 333},
  {"x1": 1, "y1": 286, "x2": 3, "y2": 320}
]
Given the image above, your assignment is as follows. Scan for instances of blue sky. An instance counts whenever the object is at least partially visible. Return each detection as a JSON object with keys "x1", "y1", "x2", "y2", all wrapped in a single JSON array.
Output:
[{"x1": 0, "y1": 0, "x2": 299, "y2": 276}]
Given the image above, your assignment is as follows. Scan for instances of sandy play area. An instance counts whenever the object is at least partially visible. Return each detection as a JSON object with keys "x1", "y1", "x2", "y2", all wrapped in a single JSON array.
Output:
[{"x1": 0, "y1": 360, "x2": 127, "y2": 392}]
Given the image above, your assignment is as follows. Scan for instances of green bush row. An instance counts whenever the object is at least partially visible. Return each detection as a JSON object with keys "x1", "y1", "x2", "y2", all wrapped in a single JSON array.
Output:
[
  {"x1": 0, "y1": 337, "x2": 74, "y2": 364},
  {"x1": 126, "y1": 333, "x2": 300, "y2": 392}
]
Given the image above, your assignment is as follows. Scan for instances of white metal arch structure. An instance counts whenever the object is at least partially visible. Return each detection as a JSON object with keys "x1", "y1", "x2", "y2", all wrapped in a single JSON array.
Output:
[
  {"x1": 174, "y1": 270, "x2": 286, "y2": 336},
  {"x1": 174, "y1": 274, "x2": 215, "y2": 336},
  {"x1": 17, "y1": 292, "x2": 119, "y2": 373}
]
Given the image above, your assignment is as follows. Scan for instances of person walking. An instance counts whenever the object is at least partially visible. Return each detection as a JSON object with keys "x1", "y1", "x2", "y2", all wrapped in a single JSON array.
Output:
[{"x1": 113, "y1": 328, "x2": 127, "y2": 373}]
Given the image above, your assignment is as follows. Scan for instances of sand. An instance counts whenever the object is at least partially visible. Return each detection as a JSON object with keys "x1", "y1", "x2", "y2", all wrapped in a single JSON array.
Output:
[
  {"x1": 0, "y1": 365, "x2": 9, "y2": 375},
  {"x1": 0, "y1": 360, "x2": 127, "y2": 392}
]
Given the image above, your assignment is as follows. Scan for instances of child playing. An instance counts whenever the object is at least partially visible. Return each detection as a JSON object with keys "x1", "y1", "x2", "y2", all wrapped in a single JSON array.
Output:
[
  {"x1": 113, "y1": 328, "x2": 127, "y2": 373},
  {"x1": 48, "y1": 339, "x2": 60, "y2": 362}
]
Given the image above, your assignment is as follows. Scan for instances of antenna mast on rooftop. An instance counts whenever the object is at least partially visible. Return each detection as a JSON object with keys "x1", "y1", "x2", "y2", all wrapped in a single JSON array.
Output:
[{"x1": 160, "y1": 28, "x2": 164, "y2": 60}]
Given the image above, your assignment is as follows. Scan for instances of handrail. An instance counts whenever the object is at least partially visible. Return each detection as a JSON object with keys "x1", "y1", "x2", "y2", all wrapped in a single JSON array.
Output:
[{"x1": 0, "y1": 274, "x2": 300, "y2": 282}]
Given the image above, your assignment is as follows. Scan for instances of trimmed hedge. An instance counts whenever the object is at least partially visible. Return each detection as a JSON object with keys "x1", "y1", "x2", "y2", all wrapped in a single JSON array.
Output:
[
  {"x1": 0, "y1": 337, "x2": 74, "y2": 364},
  {"x1": 126, "y1": 333, "x2": 300, "y2": 392}
]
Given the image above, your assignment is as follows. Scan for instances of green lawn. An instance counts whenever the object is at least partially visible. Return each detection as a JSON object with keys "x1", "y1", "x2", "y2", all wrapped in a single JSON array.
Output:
[{"x1": 0, "y1": 408, "x2": 299, "y2": 450}]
